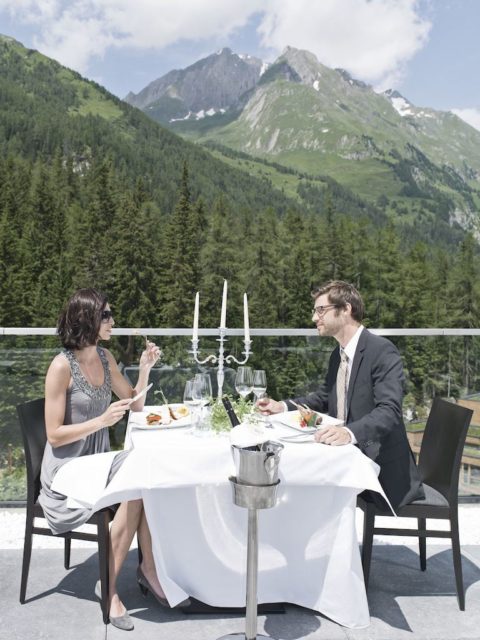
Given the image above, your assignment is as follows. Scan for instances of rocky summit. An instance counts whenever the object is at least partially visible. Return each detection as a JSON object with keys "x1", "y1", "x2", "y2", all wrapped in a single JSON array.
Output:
[
  {"x1": 129, "y1": 45, "x2": 480, "y2": 237},
  {"x1": 124, "y1": 47, "x2": 265, "y2": 124}
]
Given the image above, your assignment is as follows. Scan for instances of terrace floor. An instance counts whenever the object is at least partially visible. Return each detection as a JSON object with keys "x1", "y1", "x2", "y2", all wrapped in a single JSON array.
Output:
[{"x1": 2, "y1": 506, "x2": 480, "y2": 640}]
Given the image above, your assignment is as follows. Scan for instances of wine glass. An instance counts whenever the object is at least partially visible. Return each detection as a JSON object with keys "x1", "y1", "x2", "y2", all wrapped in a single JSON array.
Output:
[
  {"x1": 192, "y1": 373, "x2": 213, "y2": 435},
  {"x1": 252, "y1": 369, "x2": 271, "y2": 426},
  {"x1": 235, "y1": 366, "x2": 253, "y2": 399},
  {"x1": 252, "y1": 370, "x2": 267, "y2": 402},
  {"x1": 183, "y1": 379, "x2": 201, "y2": 431}
]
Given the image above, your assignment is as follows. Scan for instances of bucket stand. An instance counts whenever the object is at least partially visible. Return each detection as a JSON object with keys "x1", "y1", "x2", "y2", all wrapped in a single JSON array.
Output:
[{"x1": 217, "y1": 477, "x2": 280, "y2": 640}]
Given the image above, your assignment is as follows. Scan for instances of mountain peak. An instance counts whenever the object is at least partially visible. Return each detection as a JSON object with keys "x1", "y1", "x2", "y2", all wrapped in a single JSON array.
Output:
[
  {"x1": 383, "y1": 89, "x2": 415, "y2": 117},
  {"x1": 275, "y1": 46, "x2": 324, "y2": 85},
  {"x1": 125, "y1": 47, "x2": 264, "y2": 117}
]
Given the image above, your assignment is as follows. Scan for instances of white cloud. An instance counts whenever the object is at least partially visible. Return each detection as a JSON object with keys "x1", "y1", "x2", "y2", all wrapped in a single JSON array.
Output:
[
  {"x1": 451, "y1": 108, "x2": 480, "y2": 132},
  {"x1": 0, "y1": 0, "x2": 261, "y2": 73},
  {"x1": 0, "y1": 0, "x2": 431, "y2": 85},
  {"x1": 258, "y1": 0, "x2": 431, "y2": 89}
]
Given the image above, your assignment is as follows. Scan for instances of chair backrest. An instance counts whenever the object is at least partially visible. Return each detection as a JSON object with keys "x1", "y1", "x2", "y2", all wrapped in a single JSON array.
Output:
[
  {"x1": 17, "y1": 398, "x2": 47, "y2": 505},
  {"x1": 418, "y1": 397, "x2": 473, "y2": 503}
]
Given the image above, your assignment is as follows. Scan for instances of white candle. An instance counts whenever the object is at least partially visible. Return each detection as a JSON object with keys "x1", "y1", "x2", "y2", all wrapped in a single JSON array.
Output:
[
  {"x1": 220, "y1": 280, "x2": 228, "y2": 329},
  {"x1": 193, "y1": 292, "x2": 199, "y2": 341},
  {"x1": 244, "y1": 293, "x2": 250, "y2": 342}
]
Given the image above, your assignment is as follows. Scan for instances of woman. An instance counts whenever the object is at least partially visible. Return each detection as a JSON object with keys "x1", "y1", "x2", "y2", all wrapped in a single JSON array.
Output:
[{"x1": 39, "y1": 288, "x2": 168, "y2": 631}]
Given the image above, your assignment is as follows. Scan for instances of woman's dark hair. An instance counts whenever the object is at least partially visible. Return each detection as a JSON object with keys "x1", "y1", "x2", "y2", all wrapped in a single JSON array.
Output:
[
  {"x1": 57, "y1": 288, "x2": 108, "y2": 349},
  {"x1": 311, "y1": 280, "x2": 365, "y2": 322}
]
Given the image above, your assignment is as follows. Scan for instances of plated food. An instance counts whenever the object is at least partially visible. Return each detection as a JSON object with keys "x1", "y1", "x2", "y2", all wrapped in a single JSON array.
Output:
[
  {"x1": 131, "y1": 404, "x2": 191, "y2": 430},
  {"x1": 297, "y1": 407, "x2": 323, "y2": 429},
  {"x1": 271, "y1": 410, "x2": 342, "y2": 433}
]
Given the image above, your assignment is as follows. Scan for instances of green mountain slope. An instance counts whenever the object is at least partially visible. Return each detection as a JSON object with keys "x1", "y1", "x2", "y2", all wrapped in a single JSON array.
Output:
[
  {"x1": 0, "y1": 35, "x2": 297, "y2": 217},
  {"x1": 163, "y1": 47, "x2": 480, "y2": 239}
]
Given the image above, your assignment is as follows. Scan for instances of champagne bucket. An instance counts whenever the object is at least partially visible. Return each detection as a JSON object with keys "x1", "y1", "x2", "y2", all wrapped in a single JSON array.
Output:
[{"x1": 231, "y1": 441, "x2": 284, "y2": 486}]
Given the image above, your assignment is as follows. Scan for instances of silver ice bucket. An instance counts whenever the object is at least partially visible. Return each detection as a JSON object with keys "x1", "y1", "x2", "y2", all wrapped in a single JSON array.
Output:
[{"x1": 231, "y1": 441, "x2": 284, "y2": 486}]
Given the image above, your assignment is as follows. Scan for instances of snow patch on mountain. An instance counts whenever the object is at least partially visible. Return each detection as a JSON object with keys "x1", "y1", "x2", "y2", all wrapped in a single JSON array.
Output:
[{"x1": 391, "y1": 96, "x2": 413, "y2": 117}]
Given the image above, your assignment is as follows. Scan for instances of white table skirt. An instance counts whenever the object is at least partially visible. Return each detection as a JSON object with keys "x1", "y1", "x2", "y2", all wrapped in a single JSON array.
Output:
[{"x1": 51, "y1": 414, "x2": 389, "y2": 628}]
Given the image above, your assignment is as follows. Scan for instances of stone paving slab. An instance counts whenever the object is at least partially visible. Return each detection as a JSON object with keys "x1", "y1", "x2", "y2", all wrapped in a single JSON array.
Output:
[{"x1": 1, "y1": 545, "x2": 480, "y2": 640}]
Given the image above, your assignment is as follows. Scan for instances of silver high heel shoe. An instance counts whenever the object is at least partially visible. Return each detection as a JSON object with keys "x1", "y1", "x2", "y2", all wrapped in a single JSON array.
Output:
[
  {"x1": 95, "y1": 580, "x2": 134, "y2": 631},
  {"x1": 136, "y1": 566, "x2": 168, "y2": 606},
  {"x1": 136, "y1": 566, "x2": 191, "y2": 608}
]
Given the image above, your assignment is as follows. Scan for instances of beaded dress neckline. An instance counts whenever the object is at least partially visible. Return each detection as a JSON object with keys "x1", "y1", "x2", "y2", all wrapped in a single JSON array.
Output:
[{"x1": 64, "y1": 348, "x2": 111, "y2": 400}]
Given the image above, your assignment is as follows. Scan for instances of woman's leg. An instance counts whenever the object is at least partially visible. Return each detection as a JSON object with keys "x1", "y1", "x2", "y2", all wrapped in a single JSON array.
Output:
[
  {"x1": 137, "y1": 506, "x2": 167, "y2": 599},
  {"x1": 108, "y1": 499, "x2": 143, "y2": 617}
]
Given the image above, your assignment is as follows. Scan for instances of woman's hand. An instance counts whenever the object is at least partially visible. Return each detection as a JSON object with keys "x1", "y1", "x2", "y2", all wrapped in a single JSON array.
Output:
[
  {"x1": 139, "y1": 340, "x2": 162, "y2": 372},
  {"x1": 100, "y1": 398, "x2": 132, "y2": 428}
]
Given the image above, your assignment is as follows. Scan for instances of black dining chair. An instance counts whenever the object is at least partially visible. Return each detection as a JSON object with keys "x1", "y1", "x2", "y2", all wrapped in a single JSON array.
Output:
[
  {"x1": 357, "y1": 397, "x2": 473, "y2": 610},
  {"x1": 17, "y1": 398, "x2": 113, "y2": 623}
]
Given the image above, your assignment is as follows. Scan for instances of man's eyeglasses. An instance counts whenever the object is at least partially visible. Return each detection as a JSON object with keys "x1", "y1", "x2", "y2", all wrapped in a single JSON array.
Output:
[
  {"x1": 312, "y1": 304, "x2": 339, "y2": 317},
  {"x1": 101, "y1": 309, "x2": 114, "y2": 322}
]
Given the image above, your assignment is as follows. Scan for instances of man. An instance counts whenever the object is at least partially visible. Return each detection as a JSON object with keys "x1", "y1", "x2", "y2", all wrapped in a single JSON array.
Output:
[{"x1": 258, "y1": 280, "x2": 424, "y2": 510}]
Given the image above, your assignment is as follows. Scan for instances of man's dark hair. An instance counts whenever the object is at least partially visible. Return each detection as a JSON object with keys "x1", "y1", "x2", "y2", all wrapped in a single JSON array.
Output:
[
  {"x1": 311, "y1": 280, "x2": 364, "y2": 322},
  {"x1": 57, "y1": 288, "x2": 108, "y2": 349}
]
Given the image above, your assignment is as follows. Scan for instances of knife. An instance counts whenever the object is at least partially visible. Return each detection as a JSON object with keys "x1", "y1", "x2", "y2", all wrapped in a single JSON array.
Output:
[{"x1": 128, "y1": 382, "x2": 153, "y2": 405}]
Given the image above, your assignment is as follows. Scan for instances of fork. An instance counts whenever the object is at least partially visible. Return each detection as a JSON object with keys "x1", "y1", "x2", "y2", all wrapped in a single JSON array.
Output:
[{"x1": 291, "y1": 400, "x2": 317, "y2": 414}]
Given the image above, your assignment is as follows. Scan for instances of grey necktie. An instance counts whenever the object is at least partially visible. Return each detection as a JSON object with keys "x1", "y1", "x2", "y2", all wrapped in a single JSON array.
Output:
[{"x1": 336, "y1": 349, "x2": 349, "y2": 422}]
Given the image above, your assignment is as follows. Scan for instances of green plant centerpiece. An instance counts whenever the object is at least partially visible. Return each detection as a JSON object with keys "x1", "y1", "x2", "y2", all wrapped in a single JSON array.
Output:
[{"x1": 210, "y1": 396, "x2": 257, "y2": 433}]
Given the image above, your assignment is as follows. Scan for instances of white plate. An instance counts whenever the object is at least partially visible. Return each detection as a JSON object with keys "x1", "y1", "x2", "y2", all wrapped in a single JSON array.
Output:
[
  {"x1": 271, "y1": 410, "x2": 343, "y2": 433},
  {"x1": 130, "y1": 404, "x2": 191, "y2": 430},
  {"x1": 278, "y1": 433, "x2": 315, "y2": 443}
]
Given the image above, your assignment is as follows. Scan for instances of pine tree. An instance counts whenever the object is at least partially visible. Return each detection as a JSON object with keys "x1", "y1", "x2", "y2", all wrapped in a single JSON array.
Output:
[
  {"x1": 200, "y1": 196, "x2": 242, "y2": 328},
  {"x1": 22, "y1": 162, "x2": 67, "y2": 324},
  {"x1": 279, "y1": 209, "x2": 312, "y2": 327},
  {"x1": 162, "y1": 164, "x2": 201, "y2": 327}
]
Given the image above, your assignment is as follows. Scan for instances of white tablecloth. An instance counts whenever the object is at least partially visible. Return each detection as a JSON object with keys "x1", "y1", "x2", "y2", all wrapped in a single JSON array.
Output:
[{"x1": 51, "y1": 412, "x2": 388, "y2": 628}]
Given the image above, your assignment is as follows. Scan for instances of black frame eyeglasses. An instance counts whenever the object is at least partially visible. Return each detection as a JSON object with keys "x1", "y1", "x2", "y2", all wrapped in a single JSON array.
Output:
[
  {"x1": 101, "y1": 309, "x2": 114, "y2": 322},
  {"x1": 312, "y1": 304, "x2": 339, "y2": 317}
]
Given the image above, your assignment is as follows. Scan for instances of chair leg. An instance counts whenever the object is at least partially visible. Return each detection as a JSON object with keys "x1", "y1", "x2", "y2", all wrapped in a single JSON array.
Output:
[
  {"x1": 97, "y1": 511, "x2": 111, "y2": 624},
  {"x1": 450, "y1": 512, "x2": 465, "y2": 611},
  {"x1": 137, "y1": 541, "x2": 144, "y2": 594},
  {"x1": 418, "y1": 517, "x2": 426, "y2": 571},
  {"x1": 361, "y1": 503, "x2": 375, "y2": 591},
  {"x1": 64, "y1": 534, "x2": 72, "y2": 570},
  {"x1": 20, "y1": 510, "x2": 34, "y2": 603}
]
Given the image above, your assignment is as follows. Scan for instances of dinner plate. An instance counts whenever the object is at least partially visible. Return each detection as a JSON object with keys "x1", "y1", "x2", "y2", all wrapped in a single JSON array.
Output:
[
  {"x1": 278, "y1": 433, "x2": 315, "y2": 443},
  {"x1": 271, "y1": 410, "x2": 343, "y2": 433},
  {"x1": 130, "y1": 404, "x2": 191, "y2": 430}
]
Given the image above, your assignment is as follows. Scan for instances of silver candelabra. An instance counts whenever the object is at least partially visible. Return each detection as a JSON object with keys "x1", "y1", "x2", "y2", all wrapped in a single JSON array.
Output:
[{"x1": 191, "y1": 328, "x2": 252, "y2": 401}]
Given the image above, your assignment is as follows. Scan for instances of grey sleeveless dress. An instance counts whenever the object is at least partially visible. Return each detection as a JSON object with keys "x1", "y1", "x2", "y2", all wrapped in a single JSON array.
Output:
[{"x1": 39, "y1": 347, "x2": 127, "y2": 535}]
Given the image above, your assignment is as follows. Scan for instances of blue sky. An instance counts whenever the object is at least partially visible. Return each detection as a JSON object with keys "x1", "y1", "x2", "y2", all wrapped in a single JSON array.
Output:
[{"x1": 0, "y1": 0, "x2": 478, "y2": 129}]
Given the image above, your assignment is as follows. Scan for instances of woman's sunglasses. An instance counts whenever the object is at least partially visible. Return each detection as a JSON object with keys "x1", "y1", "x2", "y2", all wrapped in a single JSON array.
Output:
[{"x1": 101, "y1": 309, "x2": 114, "y2": 322}]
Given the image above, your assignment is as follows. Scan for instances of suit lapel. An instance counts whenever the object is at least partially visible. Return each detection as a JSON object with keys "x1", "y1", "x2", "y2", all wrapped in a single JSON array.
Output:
[
  {"x1": 329, "y1": 347, "x2": 341, "y2": 416},
  {"x1": 346, "y1": 328, "x2": 367, "y2": 417}
]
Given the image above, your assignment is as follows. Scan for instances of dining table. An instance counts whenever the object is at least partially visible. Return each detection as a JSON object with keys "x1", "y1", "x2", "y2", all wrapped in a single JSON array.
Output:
[{"x1": 51, "y1": 405, "x2": 390, "y2": 629}]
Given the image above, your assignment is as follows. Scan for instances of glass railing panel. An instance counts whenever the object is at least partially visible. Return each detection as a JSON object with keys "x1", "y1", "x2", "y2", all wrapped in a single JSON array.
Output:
[{"x1": 2, "y1": 330, "x2": 480, "y2": 501}]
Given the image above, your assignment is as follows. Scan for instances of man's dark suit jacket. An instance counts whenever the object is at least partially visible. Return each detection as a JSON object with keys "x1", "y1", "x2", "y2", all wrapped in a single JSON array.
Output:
[{"x1": 287, "y1": 328, "x2": 424, "y2": 510}]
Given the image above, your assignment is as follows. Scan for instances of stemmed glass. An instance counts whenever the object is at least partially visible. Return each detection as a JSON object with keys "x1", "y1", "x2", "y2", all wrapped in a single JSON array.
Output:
[
  {"x1": 192, "y1": 373, "x2": 213, "y2": 436},
  {"x1": 252, "y1": 370, "x2": 267, "y2": 402},
  {"x1": 183, "y1": 379, "x2": 201, "y2": 431},
  {"x1": 235, "y1": 366, "x2": 254, "y2": 399},
  {"x1": 252, "y1": 369, "x2": 271, "y2": 426}
]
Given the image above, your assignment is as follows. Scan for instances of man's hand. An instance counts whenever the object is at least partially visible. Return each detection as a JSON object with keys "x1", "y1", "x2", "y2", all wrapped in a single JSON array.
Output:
[
  {"x1": 256, "y1": 397, "x2": 284, "y2": 415},
  {"x1": 314, "y1": 426, "x2": 352, "y2": 446}
]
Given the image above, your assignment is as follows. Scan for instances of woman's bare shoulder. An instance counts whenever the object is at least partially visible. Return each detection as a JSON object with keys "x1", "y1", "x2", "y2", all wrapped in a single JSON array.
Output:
[
  {"x1": 101, "y1": 347, "x2": 120, "y2": 368},
  {"x1": 47, "y1": 352, "x2": 71, "y2": 382}
]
